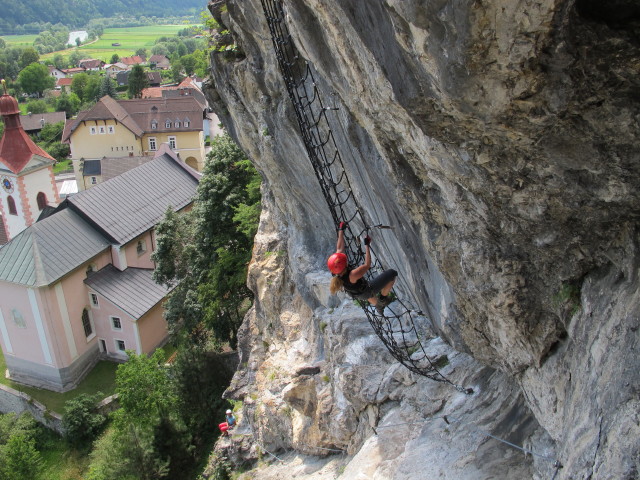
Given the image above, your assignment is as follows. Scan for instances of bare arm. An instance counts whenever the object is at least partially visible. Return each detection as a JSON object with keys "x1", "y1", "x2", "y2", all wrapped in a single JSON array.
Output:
[
  {"x1": 336, "y1": 229, "x2": 345, "y2": 253},
  {"x1": 349, "y1": 244, "x2": 371, "y2": 281}
]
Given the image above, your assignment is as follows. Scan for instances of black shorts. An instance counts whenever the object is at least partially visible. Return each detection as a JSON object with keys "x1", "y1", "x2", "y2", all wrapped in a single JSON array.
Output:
[{"x1": 351, "y1": 269, "x2": 397, "y2": 300}]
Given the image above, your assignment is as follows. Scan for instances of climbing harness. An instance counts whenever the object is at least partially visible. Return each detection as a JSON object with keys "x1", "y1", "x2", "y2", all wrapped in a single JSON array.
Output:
[{"x1": 260, "y1": 0, "x2": 471, "y2": 394}]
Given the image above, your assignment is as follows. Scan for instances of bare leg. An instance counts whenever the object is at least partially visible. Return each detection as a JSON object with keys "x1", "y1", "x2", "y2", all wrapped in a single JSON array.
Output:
[{"x1": 380, "y1": 278, "x2": 395, "y2": 297}]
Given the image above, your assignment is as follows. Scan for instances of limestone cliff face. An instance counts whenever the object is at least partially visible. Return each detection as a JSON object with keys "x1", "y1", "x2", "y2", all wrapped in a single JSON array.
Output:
[{"x1": 203, "y1": 1, "x2": 639, "y2": 478}]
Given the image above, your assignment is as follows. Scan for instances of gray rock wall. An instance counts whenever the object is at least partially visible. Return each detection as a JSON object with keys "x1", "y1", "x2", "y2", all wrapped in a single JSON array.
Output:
[{"x1": 204, "y1": 0, "x2": 640, "y2": 478}]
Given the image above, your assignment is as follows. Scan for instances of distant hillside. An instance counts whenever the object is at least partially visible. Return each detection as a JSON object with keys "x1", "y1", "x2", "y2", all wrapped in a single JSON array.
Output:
[{"x1": 0, "y1": 0, "x2": 205, "y2": 32}]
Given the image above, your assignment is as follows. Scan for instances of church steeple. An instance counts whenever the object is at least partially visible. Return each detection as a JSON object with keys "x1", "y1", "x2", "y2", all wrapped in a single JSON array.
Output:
[
  {"x1": 0, "y1": 79, "x2": 60, "y2": 244},
  {"x1": 0, "y1": 79, "x2": 55, "y2": 174}
]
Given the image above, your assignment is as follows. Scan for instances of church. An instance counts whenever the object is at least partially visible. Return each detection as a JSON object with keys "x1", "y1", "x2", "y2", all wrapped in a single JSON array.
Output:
[{"x1": 0, "y1": 87, "x2": 200, "y2": 391}]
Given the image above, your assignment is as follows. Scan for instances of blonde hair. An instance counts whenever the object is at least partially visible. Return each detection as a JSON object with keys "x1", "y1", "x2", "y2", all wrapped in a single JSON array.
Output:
[{"x1": 330, "y1": 275, "x2": 344, "y2": 295}]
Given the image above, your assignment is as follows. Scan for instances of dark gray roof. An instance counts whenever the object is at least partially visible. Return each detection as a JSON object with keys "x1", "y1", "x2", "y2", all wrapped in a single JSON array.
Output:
[
  {"x1": 84, "y1": 265, "x2": 172, "y2": 319},
  {"x1": 100, "y1": 155, "x2": 153, "y2": 182},
  {"x1": 0, "y1": 209, "x2": 110, "y2": 287},
  {"x1": 66, "y1": 152, "x2": 200, "y2": 245},
  {"x1": 83, "y1": 159, "x2": 102, "y2": 176},
  {"x1": 20, "y1": 112, "x2": 66, "y2": 132}
]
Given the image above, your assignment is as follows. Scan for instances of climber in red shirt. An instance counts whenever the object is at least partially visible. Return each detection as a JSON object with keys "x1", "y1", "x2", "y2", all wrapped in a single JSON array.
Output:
[{"x1": 328, "y1": 221, "x2": 397, "y2": 314}]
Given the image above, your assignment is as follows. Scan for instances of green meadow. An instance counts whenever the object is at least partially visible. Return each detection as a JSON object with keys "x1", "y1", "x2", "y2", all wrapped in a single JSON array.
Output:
[
  {"x1": 2, "y1": 25, "x2": 198, "y2": 62},
  {"x1": 1, "y1": 34, "x2": 39, "y2": 47}
]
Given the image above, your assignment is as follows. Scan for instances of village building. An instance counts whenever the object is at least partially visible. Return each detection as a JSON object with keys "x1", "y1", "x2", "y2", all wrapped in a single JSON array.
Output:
[
  {"x1": 78, "y1": 59, "x2": 105, "y2": 71},
  {"x1": 120, "y1": 55, "x2": 146, "y2": 67},
  {"x1": 0, "y1": 144, "x2": 200, "y2": 391},
  {"x1": 48, "y1": 66, "x2": 66, "y2": 80},
  {"x1": 62, "y1": 95, "x2": 207, "y2": 179},
  {"x1": 148, "y1": 54, "x2": 171, "y2": 70},
  {"x1": 104, "y1": 62, "x2": 129, "y2": 78},
  {"x1": 20, "y1": 111, "x2": 67, "y2": 136}
]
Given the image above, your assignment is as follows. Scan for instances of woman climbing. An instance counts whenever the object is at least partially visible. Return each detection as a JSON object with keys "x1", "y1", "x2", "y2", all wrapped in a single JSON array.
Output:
[{"x1": 328, "y1": 221, "x2": 397, "y2": 314}]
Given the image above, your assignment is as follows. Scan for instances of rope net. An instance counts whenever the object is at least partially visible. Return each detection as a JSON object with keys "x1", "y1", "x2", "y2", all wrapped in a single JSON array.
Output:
[{"x1": 261, "y1": 0, "x2": 471, "y2": 393}]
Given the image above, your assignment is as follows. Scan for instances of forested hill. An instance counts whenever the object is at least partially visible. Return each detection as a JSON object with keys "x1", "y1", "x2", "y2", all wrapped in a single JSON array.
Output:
[{"x1": 0, "y1": 0, "x2": 205, "y2": 32}]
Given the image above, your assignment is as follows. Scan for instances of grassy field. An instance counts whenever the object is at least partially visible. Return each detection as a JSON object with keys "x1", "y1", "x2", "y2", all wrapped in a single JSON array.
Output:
[
  {"x1": 1, "y1": 34, "x2": 38, "y2": 47},
  {"x1": 2, "y1": 25, "x2": 198, "y2": 62},
  {"x1": 0, "y1": 348, "x2": 118, "y2": 414},
  {"x1": 41, "y1": 25, "x2": 197, "y2": 62}
]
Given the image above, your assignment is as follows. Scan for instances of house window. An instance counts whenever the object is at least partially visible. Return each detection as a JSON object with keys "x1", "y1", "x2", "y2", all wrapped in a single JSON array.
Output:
[
  {"x1": 90, "y1": 126, "x2": 97, "y2": 135},
  {"x1": 82, "y1": 309, "x2": 93, "y2": 337},
  {"x1": 137, "y1": 239, "x2": 146, "y2": 255},
  {"x1": 108, "y1": 125, "x2": 115, "y2": 134},
  {"x1": 175, "y1": 120, "x2": 180, "y2": 128},
  {"x1": 165, "y1": 119, "x2": 171, "y2": 128},
  {"x1": 168, "y1": 136, "x2": 177, "y2": 149},
  {"x1": 11, "y1": 309, "x2": 26, "y2": 329},
  {"x1": 111, "y1": 316, "x2": 122, "y2": 330},
  {"x1": 184, "y1": 119, "x2": 190, "y2": 128},
  {"x1": 99, "y1": 126, "x2": 106, "y2": 134},
  {"x1": 149, "y1": 137, "x2": 157, "y2": 151},
  {"x1": 151, "y1": 120, "x2": 158, "y2": 130},
  {"x1": 90, "y1": 293, "x2": 99, "y2": 307},
  {"x1": 7, "y1": 196, "x2": 17, "y2": 215},
  {"x1": 91, "y1": 176, "x2": 97, "y2": 185},
  {"x1": 116, "y1": 339, "x2": 126, "y2": 352}
]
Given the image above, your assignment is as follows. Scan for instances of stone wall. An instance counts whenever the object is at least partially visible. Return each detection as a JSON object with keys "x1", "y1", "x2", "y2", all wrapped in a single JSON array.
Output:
[{"x1": 0, "y1": 384, "x2": 63, "y2": 433}]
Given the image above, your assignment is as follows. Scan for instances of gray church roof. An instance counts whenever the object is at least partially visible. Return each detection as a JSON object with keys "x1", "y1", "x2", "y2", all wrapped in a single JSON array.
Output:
[
  {"x1": 0, "y1": 151, "x2": 199, "y2": 287},
  {"x1": 0, "y1": 209, "x2": 110, "y2": 287},
  {"x1": 65, "y1": 152, "x2": 200, "y2": 245},
  {"x1": 84, "y1": 265, "x2": 172, "y2": 319}
]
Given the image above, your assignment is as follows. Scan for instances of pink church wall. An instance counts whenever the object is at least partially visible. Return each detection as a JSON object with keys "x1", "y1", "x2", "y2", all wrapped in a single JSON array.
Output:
[
  {"x1": 90, "y1": 293, "x2": 139, "y2": 357},
  {"x1": 60, "y1": 251, "x2": 112, "y2": 361},
  {"x1": 124, "y1": 231, "x2": 155, "y2": 269},
  {"x1": 0, "y1": 282, "x2": 49, "y2": 365},
  {"x1": 138, "y1": 302, "x2": 169, "y2": 353}
]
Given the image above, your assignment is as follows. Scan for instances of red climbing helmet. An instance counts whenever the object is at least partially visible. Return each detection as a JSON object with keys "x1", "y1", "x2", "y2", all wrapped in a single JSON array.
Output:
[{"x1": 327, "y1": 252, "x2": 348, "y2": 274}]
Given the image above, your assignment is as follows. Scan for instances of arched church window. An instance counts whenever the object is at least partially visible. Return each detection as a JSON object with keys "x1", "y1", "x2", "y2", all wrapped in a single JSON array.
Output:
[
  {"x1": 36, "y1": 192, "x2": 47, "y2": 210},
  {"x1": 7, "y1": 196, "x2": 17, "y2": 215}
]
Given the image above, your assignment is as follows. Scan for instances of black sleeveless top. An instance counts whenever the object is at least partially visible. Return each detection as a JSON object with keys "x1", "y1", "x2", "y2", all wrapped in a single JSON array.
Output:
[{"x1": 339, "y1": 268, "x2": 368, "y2": 296}]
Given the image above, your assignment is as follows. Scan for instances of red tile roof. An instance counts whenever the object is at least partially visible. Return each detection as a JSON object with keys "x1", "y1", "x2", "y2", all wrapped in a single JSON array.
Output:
[{"x1": 0, "y1": 94, "x2": 55, "y2": 174}]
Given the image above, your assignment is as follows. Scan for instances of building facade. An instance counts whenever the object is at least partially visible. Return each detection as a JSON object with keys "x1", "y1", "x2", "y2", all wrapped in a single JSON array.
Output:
[
  {"x1": 62, "y1": 95, "x2": 206, "y2": 187},
  {"x1": 0, "y1": 149, "x2": 200, "y2": 392}
]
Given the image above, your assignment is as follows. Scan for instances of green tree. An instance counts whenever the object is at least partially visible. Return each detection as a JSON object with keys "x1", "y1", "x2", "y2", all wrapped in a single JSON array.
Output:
[
  {"x1": 62, "y1": 393, "x2": 107, "y2": 450},
  {"x1": 18, "y1": 63, "x2": 55, "y2": 97},
  {"x1": 98, "y1": 75, "x2": 117, "y2": 99},
  {"x1": 127, "y1": 65, "x2": 148, "y2": 99},
  {"x1": 52, "y1": 54, "x2": 66, "y2": 69},
  {"x1": 180, "y1": 54, "x2": 196, "y2": 76},
  {"x1": 18, "y1": 48, "x2": 39, "y2": 69},
  {"x1": 56, "y1": 91, "x2": 81, "y2": 118},
  {"x1": 69, "y1": 50, "x2": 83, "y2": 68},
  {"x1": 170, "y1": 61, "x2": 183, "y2": 84},
  {"x1": 71, "y1": 72, "x2": 89, "y2": 100},
  {"x1": 153, "y1": 134, "x2": 261, "y2": 348},
  {"x1": 0, "y1": 434, "x2": 43, "y2": 480},
  {"x1": 135, "y1": 48, "x2": 148, "y2": 59},
  {"x1": 25, "y1": 99, "x2": 48, "y2": 114},
  {"x1": 110, "y1": 54, "x2": 120, "y2": 64}
]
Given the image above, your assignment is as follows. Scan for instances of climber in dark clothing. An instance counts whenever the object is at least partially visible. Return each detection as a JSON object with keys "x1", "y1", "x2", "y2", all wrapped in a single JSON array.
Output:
[{"x1": 328, "y1": 222, "x2": 397, "y2": 314}]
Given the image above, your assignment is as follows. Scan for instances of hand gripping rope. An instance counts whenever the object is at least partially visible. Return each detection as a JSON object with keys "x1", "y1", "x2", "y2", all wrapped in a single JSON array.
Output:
[{"x1": 261, "y1": 0, "x2": 472, "y2": 394}]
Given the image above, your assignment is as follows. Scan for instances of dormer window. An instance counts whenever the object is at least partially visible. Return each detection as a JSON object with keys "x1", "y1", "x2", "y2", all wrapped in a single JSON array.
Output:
[
  {"x1": 165, "y1": 119, "x2": 171, "y2": 128},
  {"x1": 151, "y1": 120, "x2": 158, "y2": 130},
  {"x1": 151, "y1": 106, "x2": 158, "y2": 112},
  {"x1": 184, "y1": 118, "x2": 190, "y2": 128},
  {"x1": 175, "y1": 120, "x2": 180, "y2": 128}
]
